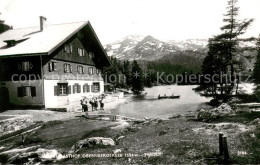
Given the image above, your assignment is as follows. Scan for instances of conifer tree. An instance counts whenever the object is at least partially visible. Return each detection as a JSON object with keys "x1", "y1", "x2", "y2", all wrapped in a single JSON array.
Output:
[
  {"x1": 197, "y1": 0, "x2": 254, "y2": 104},
  {"x1": 253, "y1": 36, "x2": 260, "y2": 84},
  {"x1": 122, "y1": 60, "x2": 132, "y2": 88},
  {"x1": 131, "y1": 60, "x2": 144, "y2": 94}
]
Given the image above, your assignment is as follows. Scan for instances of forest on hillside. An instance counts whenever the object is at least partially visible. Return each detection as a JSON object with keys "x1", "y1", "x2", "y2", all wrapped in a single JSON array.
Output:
[{"x1": 103, "y1": 50, "x2": 205, "y2": 94}]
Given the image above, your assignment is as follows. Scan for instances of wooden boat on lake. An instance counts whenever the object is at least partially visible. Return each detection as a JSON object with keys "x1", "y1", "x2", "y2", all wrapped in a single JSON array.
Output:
[{"x1": 158, "y1": 94, "x2": 180, "y2": 99}]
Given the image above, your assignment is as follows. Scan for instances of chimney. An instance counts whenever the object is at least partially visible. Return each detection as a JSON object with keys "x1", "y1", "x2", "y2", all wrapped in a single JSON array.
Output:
[{"x1": 40, "y1": 16, "x2": 47, "y2": 31}]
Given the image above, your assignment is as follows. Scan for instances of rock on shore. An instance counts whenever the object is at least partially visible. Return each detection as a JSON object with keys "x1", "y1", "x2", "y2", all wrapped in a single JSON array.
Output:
[
  {"x1": 197, "y1": 103, "x2": 234, "y2": 121},
  {"x1": 69, "y1": 137, "x2": 115, "y2": 153}
]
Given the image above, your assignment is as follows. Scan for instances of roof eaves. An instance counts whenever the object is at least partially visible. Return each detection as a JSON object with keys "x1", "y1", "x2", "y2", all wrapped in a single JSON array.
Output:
[
  {"x1": 0, "y1": 52, "x2": 48, "y2": 58},
  {"x1": 87, "y1": 21, "x2": 112, "y2": 66}
]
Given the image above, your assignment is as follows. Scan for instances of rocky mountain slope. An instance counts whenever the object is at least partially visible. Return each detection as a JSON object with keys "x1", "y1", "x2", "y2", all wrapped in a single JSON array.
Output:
[
  {"x1": 104, "y1": 35, "x2": 207, "y2": 61},
  {"x1": 104, "y1": 35, "x2": 256, "y2": 71}
]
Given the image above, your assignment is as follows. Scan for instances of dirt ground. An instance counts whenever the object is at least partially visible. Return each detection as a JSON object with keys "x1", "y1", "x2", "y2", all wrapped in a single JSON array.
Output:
[
  {"x1": 61, "y1": 117, "x2": 252, "y2": 164},
  {"x1": 1, "y1": 111, "x2": 260, "y2": 164}
]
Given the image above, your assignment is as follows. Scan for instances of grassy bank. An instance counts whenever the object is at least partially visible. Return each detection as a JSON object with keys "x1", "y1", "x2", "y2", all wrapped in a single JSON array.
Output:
[{"x1": 1, "y1": 111, "x2": 260, "y2": 164}]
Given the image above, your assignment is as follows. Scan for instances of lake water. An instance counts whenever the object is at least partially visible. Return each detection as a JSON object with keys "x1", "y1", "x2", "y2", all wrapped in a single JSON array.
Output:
[{"x1": 110, "y1": 85, "x2": 212, "y2": 119}]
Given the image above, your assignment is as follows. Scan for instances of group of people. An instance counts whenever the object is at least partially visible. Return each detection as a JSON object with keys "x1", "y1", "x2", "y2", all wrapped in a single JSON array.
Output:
[{"x1": 80, "y1": 97, "x2": 105, "y2": 112}]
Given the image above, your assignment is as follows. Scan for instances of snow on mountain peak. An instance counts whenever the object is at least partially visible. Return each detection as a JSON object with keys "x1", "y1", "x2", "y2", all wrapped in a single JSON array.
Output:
[{"x1": 104, "y1": 35, "x2": 208, "y2": 60}]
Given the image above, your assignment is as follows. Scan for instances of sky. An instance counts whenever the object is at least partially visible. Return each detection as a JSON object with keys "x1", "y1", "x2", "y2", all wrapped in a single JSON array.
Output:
[{"x1": 0, "y1": 0, "x2": 260, "y2": 44}]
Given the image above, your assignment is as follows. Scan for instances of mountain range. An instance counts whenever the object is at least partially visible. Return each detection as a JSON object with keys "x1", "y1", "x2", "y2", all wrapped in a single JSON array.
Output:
[
  {"x1": 104, "y1": 35, "x2": 256, "y2": 71},
  {"x1": 104, "y1": 35, "x2": 208, "y2": 61}
]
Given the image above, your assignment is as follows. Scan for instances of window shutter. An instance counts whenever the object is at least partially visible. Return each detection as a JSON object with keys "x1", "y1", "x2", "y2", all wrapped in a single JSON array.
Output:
[
  {"x1": 97, "y1": 84, "x2": 100, "y2": 92},
  {"x1": 18, "y1": 87, "x2": 23, "y2": 97},
  {"x1": 54, "y1": 86, "x2": 59, "y2": 96},
  {"x1": 70, "y1": 45, "x2": 73, "y2": 53},
  {"x1": 83, "y1": 85, "x2": 86, "y2": 93},
  {"x1": 70, "y1": 65, "x2": 72, "y2": 73},
  {"x1": 88, "y1": 67, "x2": 92, "y2": 75},
  {"x1": 91, "y1": 84, "x2": 94, "y2": 92},
  {"x1": 78, "y1": 48, "x2": 81, "y2": 56},
  {"x1": 73, "y1": 85, "x2": 75, "y2": 93},
  {"x1": 64, "y1": 64, "x2": 67, "y2": 73},
  {"x1": 48, "y1": 62, "x2": 52, "y2": 72},
  {"x1": 78, "y1": 85, "x2": 81, "y2": 93},
  {"x1": 68, "y1": 85, "x2": 71, "y2": 94},
  {"x1": 53, "y1": 62, "x2": 57, "y2": 71},
  {"x1": 31, "y1": 87, "x2": 36, "y2": 97},
  {"x1": 87, "y1": 84, "x2": 90, "y2": 92}
]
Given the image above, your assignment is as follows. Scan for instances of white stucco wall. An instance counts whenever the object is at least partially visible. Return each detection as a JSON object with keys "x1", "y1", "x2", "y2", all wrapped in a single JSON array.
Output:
[
  {"x1": 0, "y1": 79, "x2": 104, "y2": 108},
  {"x1": 44, "y1": 80, "x2": 104, "y2": 108},
  {"x1": 2, "y1": 80, "x2": 44, "y2": 106}
]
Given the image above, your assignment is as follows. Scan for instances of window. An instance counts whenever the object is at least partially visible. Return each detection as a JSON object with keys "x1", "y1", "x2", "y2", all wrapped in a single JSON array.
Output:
[
  {"x1": 59, "y1": 85, "x2": 67, "y2": 95},
  {"x1": 77, "y1": 65, "x2": 84, "y2": 74},
  {"x1": 85, "y1": 51, "x2": 89, "y2": 57},
  {"x1": 89, "y1": 51, "x2": 94, "y2": 59},
  {"x1": 77, "y1": 48, "x2": 84, "y2": 57},
  {"x1": 0, "y1": 62, "x2": 8, "y2": 73},
  {"x1": 64, "y1": 64, "x2": 72, "y2": 73},
  {"x1": 83, "y1": 84, "x2": 90, "y2": 93},
  {"x1": 48, "y1": 61, "x2": 57, "y2": 72},
  {"x1": 23, "y1": 87, "x2": 31, "y2": 97},
  {"x1": 92, "y1": 83, "x2": 100, "y2": 93},
  {"x1": 64, "y1": 44, "x2": 73, "y2": 54},
  {"x1": 17, "y1": 86, "x2": 36, "y2": 97},
  {"x1": 73, "y1": 84, "x2": 81, "y2": 93},
  {"x1": 96, "y1": 69, "x2": 101, "y2": 75},
  {"x1": 74, "y1": 85, "x2": 78, "y2": 93},
  {"x1": 21, "y1": 61, "x2": 31, "y2": 71},
  {"x1": 54, "y1": 84, "x2": 70, "y2": 96},
  {"x1": 88, "y1": 67, "x2": 94, "y2": 75}
]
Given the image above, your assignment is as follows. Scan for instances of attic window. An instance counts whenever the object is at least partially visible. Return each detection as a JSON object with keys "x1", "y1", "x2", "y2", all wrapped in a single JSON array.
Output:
[
  {"x1": 64, "y1": 44, "x2": 73, "y2": 54},
  {"x1": 5, "y1": 40, "x2": 15, "y2": 47},
  {"x1": 4, "y1": 38, "x2": 29, "y2": 48},
  {"x1": 77, "y1": 48, "x2": 84, "y2": 56},
  {"x1": 89, "y1": 52, "x2": 94, "y2": 59}
]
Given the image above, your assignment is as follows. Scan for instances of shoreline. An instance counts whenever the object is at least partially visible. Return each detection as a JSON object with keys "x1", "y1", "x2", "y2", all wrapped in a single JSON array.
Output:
[{"x1": 0, "y1": 103, "x2": 260, "y2": 164}]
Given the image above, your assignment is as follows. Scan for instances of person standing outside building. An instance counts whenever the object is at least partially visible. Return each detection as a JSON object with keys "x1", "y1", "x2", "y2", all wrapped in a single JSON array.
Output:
[
  {"x1": 80, "y1": 97, "x2": 88, "y2": 112},
  {"x1": 89, "y1": 98, "x2": 94, "y2": 111},
  {"x1": 99, "y1": 98, "x2": 104, "y2": 110},
  {"x1": 94, "y1": 98, "x2": 98, "y2": 111}
]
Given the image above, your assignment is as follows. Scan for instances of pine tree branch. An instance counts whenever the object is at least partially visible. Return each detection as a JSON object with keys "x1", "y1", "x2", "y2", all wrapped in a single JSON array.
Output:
[
  {"x1": 237, "y1": 37, "x2": 257, "y2": 42},
  {"x1": 236, "y1": 19, "x2": 254, "y2": 35}
]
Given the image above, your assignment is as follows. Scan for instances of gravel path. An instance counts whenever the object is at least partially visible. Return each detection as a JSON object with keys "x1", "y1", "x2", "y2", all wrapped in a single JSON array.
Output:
[{"x1": 0, "y1": 98, "x2": 128, "y2": 122}]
